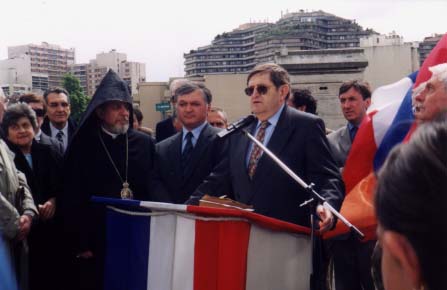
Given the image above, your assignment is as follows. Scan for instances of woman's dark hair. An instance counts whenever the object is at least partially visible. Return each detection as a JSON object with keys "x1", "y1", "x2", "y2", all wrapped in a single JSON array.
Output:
[
  {"x1": 133, "y1": 106, "x2": 143, "y2": 125},
  {"x1": 2, "y1": 103, "x2": 38, "y2": 135},
  {"x1": 375, "y1": 115, "x2": 447, "y2": 290}
]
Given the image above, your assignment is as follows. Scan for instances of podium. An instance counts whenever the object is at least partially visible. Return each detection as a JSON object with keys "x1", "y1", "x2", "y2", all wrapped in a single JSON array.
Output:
[{"x1": 93, "y1": 197, "x2": 312, "y2": 290}]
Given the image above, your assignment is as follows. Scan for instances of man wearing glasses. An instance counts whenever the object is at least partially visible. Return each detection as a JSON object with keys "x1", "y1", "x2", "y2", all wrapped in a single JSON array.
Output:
[
  {"x1": 194, "y1": 63, "x2": 344, "y2": 232},
  {"x1": 41, "y1": 88, "x2": 76, "y2": 153}
]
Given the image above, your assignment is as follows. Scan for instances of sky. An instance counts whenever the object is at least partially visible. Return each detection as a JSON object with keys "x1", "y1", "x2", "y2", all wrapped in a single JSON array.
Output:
[{"x1": 1, "y1": 0, "x2": 445, "y2": 81}]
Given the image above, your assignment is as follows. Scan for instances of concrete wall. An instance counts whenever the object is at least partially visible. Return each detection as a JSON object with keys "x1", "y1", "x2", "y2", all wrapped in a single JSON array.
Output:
[
  {"x1": 0, "y1": 55, "x2": 33, "y2": 87},
  {"x1": 138, "y1": 82, "x2": 168, "y2": 130},
  {"x1": 204, "y1": 74, "x2": 250, "y2": 123},
  {"x1": 362, "y1": 43, "x2": 420, "y2": 90}
]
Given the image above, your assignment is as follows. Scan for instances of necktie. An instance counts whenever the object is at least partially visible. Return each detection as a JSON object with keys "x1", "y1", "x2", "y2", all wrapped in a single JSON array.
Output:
[
  {"x1": 181, "y1": 132, "x2": 194, "y2": 174},
  {"x1": 247, "y1": 121, "x2": 270, "y2": 179},
  {"x1": 350, "y1": 126, "x2": 358, "y2": 142},
  {"x1": 56, "y1": 130, "x2": 64, "y2": 144}
]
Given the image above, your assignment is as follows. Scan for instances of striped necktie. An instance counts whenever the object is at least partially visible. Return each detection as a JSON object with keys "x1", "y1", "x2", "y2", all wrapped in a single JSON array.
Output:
[{"x1": 247, "y1": 121, "x2": 270, "y2": 179}]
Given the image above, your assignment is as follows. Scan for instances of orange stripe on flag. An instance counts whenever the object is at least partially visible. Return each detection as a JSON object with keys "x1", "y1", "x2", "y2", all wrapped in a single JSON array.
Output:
[
  {"x1": 324, "y1": 173, "x2": 377, "y2": 240},
  {"x1": 194, "y1": 220, "x2": 250, "y2": 290}
]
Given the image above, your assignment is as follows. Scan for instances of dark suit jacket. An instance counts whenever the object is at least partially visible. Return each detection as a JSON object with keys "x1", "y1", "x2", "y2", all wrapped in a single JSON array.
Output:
[
  {"x1": 8, "y1": 140, "x2": 63, "y2": 206},
  {"x1": 41, "y1": 117, "x2": 77, "y2": 144},
  {"x1": 155, "y1": 117, "x2": 177, "y2": 143},
  {"x1": 195, "y1": 106, "x2": 344, "y2": 226},
  {"x1": 327, "y1": 125, "x2": 351, "y2": 169},
  {"x1": 153, "y1": 123, "x2": 228, "y2": 204},
  {"x1": 38, "y1": 131, "x2": 64, "y2": 156}
]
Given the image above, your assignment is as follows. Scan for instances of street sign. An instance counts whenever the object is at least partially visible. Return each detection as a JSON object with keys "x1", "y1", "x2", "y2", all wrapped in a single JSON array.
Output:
[{"x1": 155, "y1": 102, "x2": 171, "y2": 112}]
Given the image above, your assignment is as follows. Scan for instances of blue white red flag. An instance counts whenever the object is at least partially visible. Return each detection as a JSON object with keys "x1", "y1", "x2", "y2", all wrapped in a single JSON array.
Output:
[
  {"x1": 326, "y1": 32, "x2": 447, "y2": 240},
  {"x1": 93, "y1": 197, "x2": 312, "y2": 290}
]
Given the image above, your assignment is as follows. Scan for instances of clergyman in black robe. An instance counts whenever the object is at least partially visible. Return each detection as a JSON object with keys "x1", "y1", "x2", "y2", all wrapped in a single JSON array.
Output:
[{"x1": 59, "y1": 69, "x2": 168, "y2": 290}]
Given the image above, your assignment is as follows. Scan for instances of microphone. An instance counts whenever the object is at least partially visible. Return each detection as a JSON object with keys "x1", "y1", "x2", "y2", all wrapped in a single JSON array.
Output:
[{"x1": 217, "y1": 115, "x2": 256, "y2": 138}]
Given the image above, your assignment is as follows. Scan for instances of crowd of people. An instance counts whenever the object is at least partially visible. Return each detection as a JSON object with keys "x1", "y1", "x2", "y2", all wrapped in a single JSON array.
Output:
[{"x1": 0, "y1": 61, "x2": 446, "y2": 290}]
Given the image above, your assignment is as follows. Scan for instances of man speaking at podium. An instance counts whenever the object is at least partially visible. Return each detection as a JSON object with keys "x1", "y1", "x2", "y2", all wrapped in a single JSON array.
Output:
[{"x1": 194, "y1": 63, "x2": 344, "y2": 231}]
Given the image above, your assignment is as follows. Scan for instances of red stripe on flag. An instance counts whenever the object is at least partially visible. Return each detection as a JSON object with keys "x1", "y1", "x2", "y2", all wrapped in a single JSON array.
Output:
[
  {"x1": 187, "y1": 205, "x2": 311, "y2": 235},
  {"x1": 342, "y1": 111, "x2": 377, "y2": 193},
  {"x1": 194, "y1": 220, "x2": 250, "y2": 290},
  {"x1": 414, "y1": 33, "x2": 447, "y2": 88}
]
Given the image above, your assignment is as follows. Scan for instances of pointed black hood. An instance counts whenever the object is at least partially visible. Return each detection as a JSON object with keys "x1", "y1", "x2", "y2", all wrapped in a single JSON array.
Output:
[{"x1": 66, "y1": 69, "x2": 134, "y2": 156}]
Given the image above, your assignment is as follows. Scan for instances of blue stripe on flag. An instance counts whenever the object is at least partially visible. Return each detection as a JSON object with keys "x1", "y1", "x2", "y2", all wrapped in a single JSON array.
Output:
[
  {"x1": 91, "y1": 196, "x2": 142, "y2": 208},
  {"x1": 374, "y1": 71, "x2": 418, "y2": 171},
  {"x1": 0, "y1": 236, "x2": 17, "y2": 290},
  {"x1": 104, "y1": 208, "x2": 150, "y2": 290}
]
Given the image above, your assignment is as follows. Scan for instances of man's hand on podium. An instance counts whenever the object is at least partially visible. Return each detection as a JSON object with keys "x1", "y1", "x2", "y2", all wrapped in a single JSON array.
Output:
[{"x1": 317, "y1": 205, "x2": 334, "y2": 233}]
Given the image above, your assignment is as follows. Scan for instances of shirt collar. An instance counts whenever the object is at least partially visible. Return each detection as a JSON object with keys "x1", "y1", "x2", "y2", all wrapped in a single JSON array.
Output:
[
  {"x1": 35, "y1": 129, "x2": 42, "y2": 141},
  {"x1": 256, "y1": 103, "x2": 285, "y2": 128},
  {"x1": 182, "y1": 121, "x2": 207, "y2": 141},
  {"x1": 101, "y1": 126, "x2": 119, "y2": 139},
  {"x1": 347, "y1": 122, "x2": 357, "y2": 131},
  {"x1": 50, "y1": 121, "x2": 68, "y2": 136}
]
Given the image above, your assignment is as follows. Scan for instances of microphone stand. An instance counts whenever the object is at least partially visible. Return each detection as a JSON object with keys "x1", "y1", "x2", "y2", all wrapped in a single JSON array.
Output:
[{"x1": 242, "y1": 129, "x2": 364, "y2": 289}]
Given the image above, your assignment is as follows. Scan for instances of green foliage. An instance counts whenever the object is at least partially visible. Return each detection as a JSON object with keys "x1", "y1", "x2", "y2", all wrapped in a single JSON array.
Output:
[{"x1": 62, "y1": 73, "x2": 89, "y2": 122}]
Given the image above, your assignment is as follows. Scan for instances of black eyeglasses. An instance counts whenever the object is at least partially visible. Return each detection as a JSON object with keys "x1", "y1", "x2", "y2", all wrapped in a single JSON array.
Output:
[
  {"x1": 244, "y1": 85, "x2": 271, "y2": 96},
  {"x1": 33, "y1": 109, "x2": 45, "y2": 117}
]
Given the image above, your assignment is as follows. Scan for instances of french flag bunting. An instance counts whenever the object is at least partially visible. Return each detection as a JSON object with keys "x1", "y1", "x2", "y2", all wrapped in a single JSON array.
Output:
[
  {"x1": 326, "y1": 32, "x2": 447, "y2": 240},
  {"x1": 372, "y1": 72, "x2": 417, "y2": 171},
  {"x1": 94, "y1": 197, "x2": 312, "y2": 290}
]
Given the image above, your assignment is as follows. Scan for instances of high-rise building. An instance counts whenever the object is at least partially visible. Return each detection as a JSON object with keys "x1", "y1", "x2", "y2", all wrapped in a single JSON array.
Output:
[
  {"x1": 72, "y1": 50, "x2": 146, "y2": 96},
  {"x1": 0, "y1": 54, "x2": 43, "y2": 96},
  {"x1": 8, "y1": 42, "x2": 75, "y2": 89},
  {"x1": 184, "y1": 22, "x2": 271, "y2": 77},
  {"x1": 418, "y1": 34, "x2": 443, "y2": 65},
  {"x1": 119, "y1": 61, "x2": 146, "y2": 95},
  {"x1": 184, "y1": 10, "x2": 375, "y2": 77},
  {"x1": 96, "y1": 49, "x2": 127, "y2": 73},
  {"x1": 69, "y1": 63, "x2": 89, "y2": 93}
]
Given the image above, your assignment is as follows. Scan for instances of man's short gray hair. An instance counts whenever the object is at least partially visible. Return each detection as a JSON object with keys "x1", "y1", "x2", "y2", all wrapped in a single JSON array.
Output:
[{"x1": 429, "y1": 63, "x2": 447, "y2": 92}]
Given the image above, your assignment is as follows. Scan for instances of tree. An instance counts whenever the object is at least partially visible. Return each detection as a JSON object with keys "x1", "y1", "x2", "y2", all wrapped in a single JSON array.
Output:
[{"x1": 62, "y1": 73, "x2": 89, "y2": 122}]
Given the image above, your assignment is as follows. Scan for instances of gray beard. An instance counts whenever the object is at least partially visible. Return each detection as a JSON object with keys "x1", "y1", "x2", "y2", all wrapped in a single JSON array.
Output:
[
  {"x1": 103, "y1": 123, "x2": 129, "y2": 135},
  {"x1": 110, "y1": 123, "x2": 129, "y2": 135}
]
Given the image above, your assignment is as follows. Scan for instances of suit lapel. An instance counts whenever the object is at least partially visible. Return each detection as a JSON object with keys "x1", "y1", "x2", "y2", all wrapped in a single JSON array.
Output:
[
  {"x1": 168, "y1": 133, "x2": 183, "y2": 182},
  {"x1": 182, "y1": 124, "x2": 213, "y2": 182},
  {"x1": 249, "y1": 106, "x2": 294, "y2": 200},
  {"x1": 340, "y1": 126, "x2": 352, "y2": 155}
]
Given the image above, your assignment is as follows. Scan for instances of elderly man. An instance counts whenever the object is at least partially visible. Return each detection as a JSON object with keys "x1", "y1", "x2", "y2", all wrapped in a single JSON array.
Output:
[
  {"x1": 194, "y1": 63, "x2": 344, "y2": 230},
  {"x1": 413, "y1": 62, "x2": 447, "y2": 122},
  {"x1": 41, "y1": 87, "x2": 76, "y2": 152},
  {"x1": 152, "y1": 81, "x2": 227, "y2": 204},
  {"x1": 207, "y1": 107, "x2": 228, "y2": 129},
  {"x1": 60, "y1": 70, "x2": 161, "y2": 290}
]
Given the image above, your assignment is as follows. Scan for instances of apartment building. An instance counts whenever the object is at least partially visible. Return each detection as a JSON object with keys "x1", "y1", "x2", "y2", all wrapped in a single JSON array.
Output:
[
  {"x1": 8, "y1": 42, "x2": 75, "y2": 90},
  {"x1": 184, "y1": 10, "x2": 375, "y2": 77}
]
